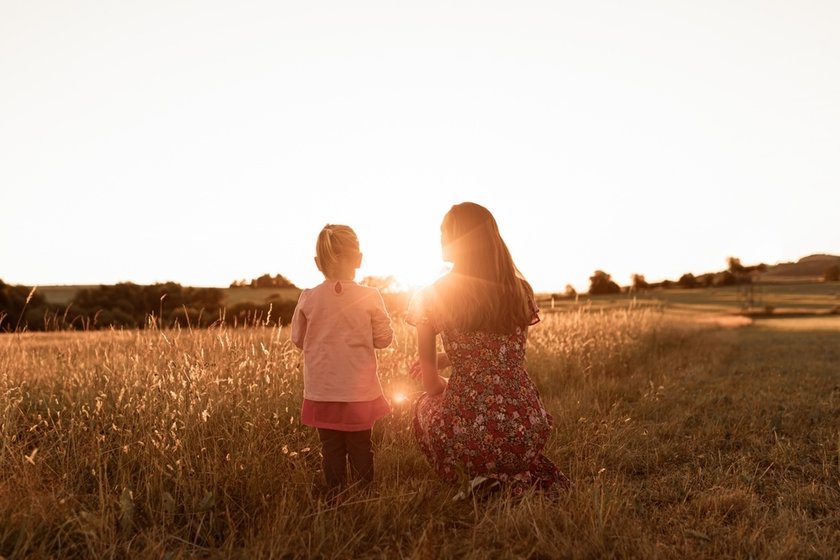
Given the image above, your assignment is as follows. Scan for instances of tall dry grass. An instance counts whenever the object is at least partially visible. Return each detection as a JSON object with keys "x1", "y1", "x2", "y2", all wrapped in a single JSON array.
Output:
[{"x1": 1, "y1": 308, "x2": 838, "y2": 559}]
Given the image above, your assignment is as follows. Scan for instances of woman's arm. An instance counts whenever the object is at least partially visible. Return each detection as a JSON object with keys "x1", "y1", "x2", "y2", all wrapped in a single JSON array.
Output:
[
  {"x1": 415, "y1": 323, "x2": 448, "y2": 396},
  {"x1": 435, "y1": 352, "x2": 451, "y2": 370},
  {"x1": 411, "y1": 353, "x2": 450, "y2": 374}
]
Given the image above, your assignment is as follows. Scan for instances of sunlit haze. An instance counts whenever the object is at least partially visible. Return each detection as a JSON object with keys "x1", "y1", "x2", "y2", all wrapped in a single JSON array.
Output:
[{"x1": 3, "y1": 2, "x2": 839, "y2": 294}]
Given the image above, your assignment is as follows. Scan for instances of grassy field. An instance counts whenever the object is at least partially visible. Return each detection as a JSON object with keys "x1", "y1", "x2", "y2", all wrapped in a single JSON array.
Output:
[{"x1": 1, "y1": 295, "x2": 838, "y2": 558}]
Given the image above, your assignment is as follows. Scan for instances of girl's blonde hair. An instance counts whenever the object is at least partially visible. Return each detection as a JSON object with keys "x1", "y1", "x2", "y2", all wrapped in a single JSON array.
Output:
[
  {"x1": 315, "y1": 224, "x2": 360, "y2": 278},
  {"x1": 431, "y1": 202, "x2": 536, "y2": 333}
]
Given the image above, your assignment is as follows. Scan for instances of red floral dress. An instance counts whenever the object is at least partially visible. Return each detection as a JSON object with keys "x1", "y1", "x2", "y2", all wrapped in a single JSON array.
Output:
[{"x1": 407, "y1": 292, "x2": 569, "y2": 495}]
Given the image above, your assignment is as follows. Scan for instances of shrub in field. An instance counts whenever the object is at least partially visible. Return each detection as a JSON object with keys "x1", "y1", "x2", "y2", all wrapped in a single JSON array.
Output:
[
  {"x1": 588, "y1": 270, "x2": 621, "y2": 295},
  {"x1": 0, "y1": 281, "x2": 51, "y2": 332}
]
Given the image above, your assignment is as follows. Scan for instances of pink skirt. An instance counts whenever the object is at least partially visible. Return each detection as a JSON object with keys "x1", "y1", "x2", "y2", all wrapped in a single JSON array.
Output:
[{"x1": 301, "y1": 396, "x2": 391, "y2": 431}]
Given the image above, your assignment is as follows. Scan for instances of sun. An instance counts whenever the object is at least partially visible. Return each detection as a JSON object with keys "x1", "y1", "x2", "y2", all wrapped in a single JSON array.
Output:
[
  {"x1": 360, "y1": 249, "x2": 451, "y2": 292},
  {"x1": 349, "y1": 217, "x2": 454, "y2": 291},
  {"x1": 393, "y1": 264, "x2": 451, "y2": 292}
]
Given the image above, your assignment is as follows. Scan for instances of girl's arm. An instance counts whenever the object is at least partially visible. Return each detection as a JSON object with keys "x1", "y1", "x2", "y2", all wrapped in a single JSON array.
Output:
[
  {"x1": 415, "y1": 322, "x2": 448, "y2": 396},
  {"x1": 371, "y1": 291, "x2": 395, "y2": 349},
  {"x1": 289, "y1": 295, "x2": 307, "y2": 349}
]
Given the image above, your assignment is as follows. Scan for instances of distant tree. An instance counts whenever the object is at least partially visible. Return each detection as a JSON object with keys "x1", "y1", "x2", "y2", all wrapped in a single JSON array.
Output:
[
  {"x1": 564, "y1": 284, "x2": 577, "y2": 298},
  {"x1": 727, "y1": 257, "x2": 744, "y2": 274},
  {"x1": 0, "y1": 279, "x2": 8, "y2": 311},
  {"x1": 588, "y1": 270, "x2": 621, "y2": 295},
  {"x1": 191, "y1": 287, "x2": 225, "y2": 308},
  {"x1": 696, "y1": 273, "x2": 714, "y2": 288},
  {"x1": 712, "y1": 270, "x2": 736, "y2": 287},
  {"x1": 0, "y1": 283, "x2": 50, "y2": 331},
  {"x1": 824, "y1": 264, "x2": 840, "y2": 282},
  {"x1": 249, "y1": 273, "x2": 298, "y2": 289},
  {"x1": 631, "y1": 274, "x2": 649, "y2": 292},
  {"x1": 678, "y1": 273, "x2": 698, "y2": 289}
]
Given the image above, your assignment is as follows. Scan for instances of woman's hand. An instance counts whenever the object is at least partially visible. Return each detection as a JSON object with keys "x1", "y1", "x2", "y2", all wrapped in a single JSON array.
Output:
[
  {"x1": 409, "y1": 358, "x2": 448, "y2": 396},
  {"x1": 414, "y1": 324, "x2": 450, "y2": 395},
  {"x1": 409, "y1": 352, "x2": 449, "y2": 379},
  {"x1": 408, "y1": 352, "x2": 449, "y2": 379}
]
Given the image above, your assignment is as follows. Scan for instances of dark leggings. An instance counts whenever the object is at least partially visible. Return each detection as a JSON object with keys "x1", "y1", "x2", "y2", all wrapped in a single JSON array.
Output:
[{"x1": 317, "y1": 428, "x2": 374, "y2": 491}]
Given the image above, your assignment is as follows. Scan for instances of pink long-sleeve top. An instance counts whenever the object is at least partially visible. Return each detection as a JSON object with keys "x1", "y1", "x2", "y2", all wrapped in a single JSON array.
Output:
[{"x1": 291, "y1": 280, "x2": 394, "y2": 403}]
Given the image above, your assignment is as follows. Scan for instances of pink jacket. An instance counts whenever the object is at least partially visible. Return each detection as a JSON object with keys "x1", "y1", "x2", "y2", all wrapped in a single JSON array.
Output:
[{"x1": 291, "y1": 280, "x2": 393, "y2": 402}]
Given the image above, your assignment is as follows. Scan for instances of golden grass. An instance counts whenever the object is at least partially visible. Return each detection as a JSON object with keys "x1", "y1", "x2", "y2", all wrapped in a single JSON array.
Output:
[{"x1": 1, "y1": 308, "x2": 838, "y2": 559}]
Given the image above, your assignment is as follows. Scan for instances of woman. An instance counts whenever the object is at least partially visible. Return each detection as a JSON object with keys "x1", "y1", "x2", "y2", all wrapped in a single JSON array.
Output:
[{"x1": 406, "y1": 202, "x2": 569, "y2": 496}]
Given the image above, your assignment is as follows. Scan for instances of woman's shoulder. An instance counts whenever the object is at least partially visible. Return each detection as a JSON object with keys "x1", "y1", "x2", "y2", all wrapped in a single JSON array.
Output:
[
  {"x1": 405, "y1": 282, "x2": 443, "y2": 326},
  {"x1": 408, "y1": 277, "x2": 443, "y2": 301}
]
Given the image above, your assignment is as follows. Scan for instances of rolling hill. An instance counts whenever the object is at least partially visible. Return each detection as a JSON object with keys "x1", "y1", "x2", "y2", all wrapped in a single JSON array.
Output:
[{"x1": 757, "y1": 254, "x2": 840, "y2": 282}]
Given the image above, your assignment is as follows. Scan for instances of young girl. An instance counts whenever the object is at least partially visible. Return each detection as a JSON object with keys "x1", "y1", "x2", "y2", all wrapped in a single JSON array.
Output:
[
  {"x1": 291, "y1": 224, "x2": 394, "y2": 499},
  {"x1": 406, "y1": 202, "x2": 570, "y2": 496}
]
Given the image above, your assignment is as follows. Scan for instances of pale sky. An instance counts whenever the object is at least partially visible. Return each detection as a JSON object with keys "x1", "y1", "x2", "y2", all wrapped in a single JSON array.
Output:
[{"x1": 2, "y1": 1, "x2": 839, "y2": 294}]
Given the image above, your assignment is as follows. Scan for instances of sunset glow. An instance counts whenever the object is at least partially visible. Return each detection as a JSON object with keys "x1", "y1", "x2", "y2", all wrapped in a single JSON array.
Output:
[{"x1": 2, "y1": 3, "x2": 839, "y2": 293}]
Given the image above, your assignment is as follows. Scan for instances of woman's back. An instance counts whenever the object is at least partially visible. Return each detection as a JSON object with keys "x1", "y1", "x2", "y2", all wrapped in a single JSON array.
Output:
[{"x1": 439, "y1": 326, "x2": 529, "y2": 377}]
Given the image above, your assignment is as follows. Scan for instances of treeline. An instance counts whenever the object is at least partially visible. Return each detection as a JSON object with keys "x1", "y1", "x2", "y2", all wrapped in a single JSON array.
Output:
[
  {"x1": 568, "y1": 257, "x2": 840, "y2": 297},
  {"x1": 0, "y1": 280, "x2": 297, "y2": 332},
  {"x1": 562, "y1": 266, "x2": 754, "y2": 298},
  {"x1": 229, "y1": 273, "x2": 298, "y2": 289}
]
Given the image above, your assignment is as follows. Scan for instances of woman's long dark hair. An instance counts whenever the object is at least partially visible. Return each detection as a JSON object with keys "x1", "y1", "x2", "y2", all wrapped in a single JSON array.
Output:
[{"x1": 430, "y1": 202, "x2": 536, "y2": 333}]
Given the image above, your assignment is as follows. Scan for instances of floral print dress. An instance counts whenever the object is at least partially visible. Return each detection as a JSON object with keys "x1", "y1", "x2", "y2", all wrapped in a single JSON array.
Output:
[{"x1": 407, "y1": 294, "x2": 569, "y2": 494}]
